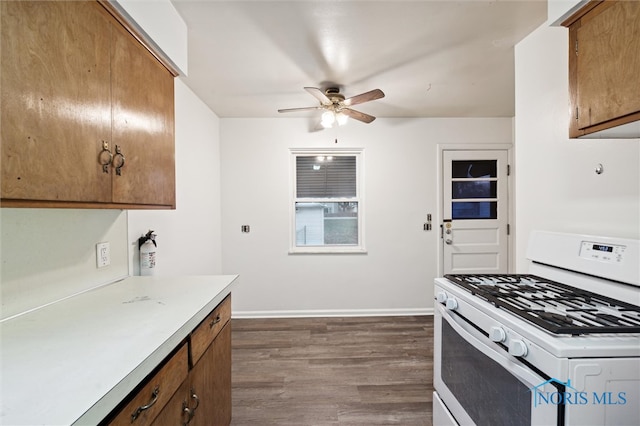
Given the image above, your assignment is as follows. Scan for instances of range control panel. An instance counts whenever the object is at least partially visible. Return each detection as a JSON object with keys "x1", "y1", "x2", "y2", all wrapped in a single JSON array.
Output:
[{"x1": 580, "y1": 241, "x2": 626, "y2": 263}]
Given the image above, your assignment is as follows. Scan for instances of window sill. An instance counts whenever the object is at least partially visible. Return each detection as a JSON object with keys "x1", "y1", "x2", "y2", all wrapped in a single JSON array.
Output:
[{"x1": 289, "y1": 247, "x2": 368, "y2": 255}]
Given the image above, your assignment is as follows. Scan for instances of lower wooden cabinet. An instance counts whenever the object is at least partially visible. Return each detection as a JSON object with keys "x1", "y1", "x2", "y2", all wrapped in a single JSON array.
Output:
[
  {"x1": 152, "y1": 323, "x2": 232, "y2": 426},
  {"x1": 103, "y1": 295, "x2": 231, "y2": 426},
  {"x1": 107, "y1": 344, "x2": 188, "y2": 426},
  {"x1": 197, "y1": 322, "x2": 232, "y2": 426}
]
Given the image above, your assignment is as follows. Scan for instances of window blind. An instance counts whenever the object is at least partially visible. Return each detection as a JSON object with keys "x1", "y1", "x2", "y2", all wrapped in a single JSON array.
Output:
[{"x1": 296, "y1": 156, "x2": 356, "y2": 198}]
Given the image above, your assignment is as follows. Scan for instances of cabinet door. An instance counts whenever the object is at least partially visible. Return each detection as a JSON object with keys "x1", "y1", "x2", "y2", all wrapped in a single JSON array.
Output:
[
  {"x1": 110, "y1": 23, "x2": 175, "y2": 208},
  {"x1": 1, "y1": 1, "x2": 112, "y2": 203},
  {"x1": 572, "y1": 1, "x2": 640, "y2": 134},
  {"x1": 108, "y1": 344, "x2": 189, "y2": 426},
  {"x1": 152, "y1": 324, "x2": 232, "y2": 426},
  {"x1": 191, "y1": 322, "x2": 232, "y2": 426},
  {"x1": 151, "y1": 375, "x2": 192, "y2": 426}
]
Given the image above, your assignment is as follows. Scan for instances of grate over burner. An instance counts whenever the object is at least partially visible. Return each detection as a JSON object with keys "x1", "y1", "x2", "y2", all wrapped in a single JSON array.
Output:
[{"x1": 443, "y1": 274, "x2": 640, "y2": 335}]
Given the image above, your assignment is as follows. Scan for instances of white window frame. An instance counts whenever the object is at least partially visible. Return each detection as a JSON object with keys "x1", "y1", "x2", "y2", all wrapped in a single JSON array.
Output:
[{"x1": 289, "y1": 148, "x2": 366, "y2": 254}]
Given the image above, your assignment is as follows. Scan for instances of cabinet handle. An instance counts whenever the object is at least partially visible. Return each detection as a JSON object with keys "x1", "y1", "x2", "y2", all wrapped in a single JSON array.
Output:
[
  {"x1": 181, "y1": 402, "x2": 191, "y2": 426},
  {"x1": 209, "y1": 314, "x2": 221, "y2": 328},
  {"x1": 181, "y1": 390, "x2": 199, "y2": 426},
  {"x1": 190, "y1": 388, "x2": 200, "y2": 412},
  {"x1": 98, "y1": 141, "x2": 113, "y2": 173},
  {"x1": 113, "y1": 145, "x2": 126, "y2": 176},
  {"x1": 130, "y1": 386, "x2": 159, "y2": 422}
]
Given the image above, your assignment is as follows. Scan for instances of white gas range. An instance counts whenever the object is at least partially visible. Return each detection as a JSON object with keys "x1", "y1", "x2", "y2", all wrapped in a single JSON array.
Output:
[{"x1": 433, "y1": 231, "x2": 640, "y2": 426}]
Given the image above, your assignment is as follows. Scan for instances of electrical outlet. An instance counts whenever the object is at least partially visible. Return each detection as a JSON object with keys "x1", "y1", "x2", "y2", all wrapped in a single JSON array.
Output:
[{"x1": 96, "y1": 242, "x2": 110, "y2": 268}]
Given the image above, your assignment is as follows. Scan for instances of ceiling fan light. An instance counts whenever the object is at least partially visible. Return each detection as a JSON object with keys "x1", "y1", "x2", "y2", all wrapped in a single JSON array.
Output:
[
  {"x1": 321, "y1": 111, "x2": 335, "y2": 128},
  {"x1": 335, "y1": 112, "x2": 348, "y2": 126}
]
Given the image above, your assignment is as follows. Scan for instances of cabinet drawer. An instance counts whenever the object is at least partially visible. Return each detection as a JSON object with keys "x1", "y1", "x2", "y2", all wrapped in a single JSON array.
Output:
[
  {"x1": 190, "y1": 295, "x2": 231, "y2": 365},
  {"x1": 108, "y1": 344, "x2": 188, "y2": 426}
]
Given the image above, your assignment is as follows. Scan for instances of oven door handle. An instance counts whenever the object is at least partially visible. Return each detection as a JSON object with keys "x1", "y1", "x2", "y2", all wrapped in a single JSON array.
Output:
[{"x1": 440, "y1": 307, "x2": 545, "y2": 388}]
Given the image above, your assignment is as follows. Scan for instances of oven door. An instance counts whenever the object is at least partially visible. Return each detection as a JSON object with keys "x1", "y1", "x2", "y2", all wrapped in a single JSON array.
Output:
[{"x1": 434, "y1": 303, "x2": 558, "y2": 426}]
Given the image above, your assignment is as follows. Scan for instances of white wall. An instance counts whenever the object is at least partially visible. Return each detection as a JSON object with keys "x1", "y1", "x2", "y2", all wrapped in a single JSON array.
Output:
[
  {"x1": 514, "y1": 23, "x2": 640, "y2": 272},
  {"x1": 547, "y1": 0, "x2": 587, "y2": 25},
  {"x1": 114, "y1": 0, "x2": 188, "y2": 75},
  {"x1": 220, "y1": 117, "x2": 512, "y2": 317},
  {"x1": 128, "y1": 78, "x2": 222, "y2": 276},
  {"x1": 0, "y1": 208, "x2": 128, "y2": 320}
]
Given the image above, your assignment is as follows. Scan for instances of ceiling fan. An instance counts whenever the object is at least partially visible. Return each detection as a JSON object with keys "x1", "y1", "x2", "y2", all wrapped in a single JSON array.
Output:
[{"x1": 278, "y1": 87, "x2": 385, "y2": 127}]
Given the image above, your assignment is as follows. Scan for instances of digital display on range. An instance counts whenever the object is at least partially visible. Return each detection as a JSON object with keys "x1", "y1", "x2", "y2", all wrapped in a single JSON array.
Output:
[
  {"x1": 592, "y1": 244, "x2": 614, "y2": 253},
  {"x1": 580, "y1": 241, "x2": 625, "y2": 263}
]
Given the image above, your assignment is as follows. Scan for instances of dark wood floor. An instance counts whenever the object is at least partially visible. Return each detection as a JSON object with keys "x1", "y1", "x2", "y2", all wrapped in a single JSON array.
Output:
[{"x1": 230, "y1": 316, "x2": 434, "y2": 425}]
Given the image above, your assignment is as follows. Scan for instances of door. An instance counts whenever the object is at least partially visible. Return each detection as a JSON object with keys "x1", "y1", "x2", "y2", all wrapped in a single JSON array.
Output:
[{"x1": 442, "y1": 149, "x2": 509, "y2": 274}]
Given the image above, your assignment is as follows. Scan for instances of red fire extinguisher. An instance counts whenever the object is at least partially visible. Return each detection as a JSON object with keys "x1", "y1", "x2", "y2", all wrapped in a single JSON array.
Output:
[{"x1": 138, "y1": 230, "x2": 157, "y2": 276}]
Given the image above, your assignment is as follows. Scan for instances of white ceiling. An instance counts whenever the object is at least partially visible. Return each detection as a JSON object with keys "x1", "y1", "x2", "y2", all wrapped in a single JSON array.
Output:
[{"x1": 171, "y1": 0, "x2": 547, "y2": 122}]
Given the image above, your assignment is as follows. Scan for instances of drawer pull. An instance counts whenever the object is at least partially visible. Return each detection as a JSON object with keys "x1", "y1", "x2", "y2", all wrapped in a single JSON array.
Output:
[
  {"x1": 209, "y1": 314, "x2": 221, "y2": 328},
  {"x1": 131, "y1": 386, "x2": 159, "y2": 422}
]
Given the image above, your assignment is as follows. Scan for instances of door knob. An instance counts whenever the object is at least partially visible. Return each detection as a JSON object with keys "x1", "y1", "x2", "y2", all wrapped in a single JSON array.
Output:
[{"x1": 445, "y1": 238, "x2": 452, "y2": 245}]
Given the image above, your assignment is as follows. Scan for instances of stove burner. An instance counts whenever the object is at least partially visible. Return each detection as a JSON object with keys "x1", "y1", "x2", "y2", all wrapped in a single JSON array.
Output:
[{"x1": 444, "y1": 274, "x2": 640, "y2": 335}]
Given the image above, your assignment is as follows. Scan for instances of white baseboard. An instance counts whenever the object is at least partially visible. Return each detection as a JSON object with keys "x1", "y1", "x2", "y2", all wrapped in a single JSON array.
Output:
[{"x1": 232, "y1": 307, "x2": 434, "y2": 319}]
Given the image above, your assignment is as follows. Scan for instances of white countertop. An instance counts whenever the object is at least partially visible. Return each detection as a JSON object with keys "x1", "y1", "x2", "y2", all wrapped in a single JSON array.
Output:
[{"x1": 0, "y1": 274, "x2": 237, "y2": 426}]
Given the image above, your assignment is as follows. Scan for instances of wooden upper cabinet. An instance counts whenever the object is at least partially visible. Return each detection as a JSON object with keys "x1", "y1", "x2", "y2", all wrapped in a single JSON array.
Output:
[
  {"x1": 110, "y1": 22, "x2": 175, "y2": 207},
  {"x1": 564, "y1": 0, "x2": 640, "y2": 138},
  {"x1": 1, "y1": 1, "x2": 112, "y2": 204},
  {"x1": 0, "y1": 1, "x2": 176, "y2": 209}
]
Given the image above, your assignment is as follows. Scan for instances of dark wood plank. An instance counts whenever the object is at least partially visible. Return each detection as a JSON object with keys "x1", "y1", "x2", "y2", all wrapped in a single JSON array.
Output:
[{"x1": 231, "y1": 316, "x2": 433, "y2": 425}]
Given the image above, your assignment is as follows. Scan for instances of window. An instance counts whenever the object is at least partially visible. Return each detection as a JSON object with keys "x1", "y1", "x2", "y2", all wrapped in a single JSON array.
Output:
[
  {"x1": 451, "y1": 160, "x2": 498, "y2": 219},
  {"x1": 290, "y1": 149, "x2": 364, "y2": 253}
]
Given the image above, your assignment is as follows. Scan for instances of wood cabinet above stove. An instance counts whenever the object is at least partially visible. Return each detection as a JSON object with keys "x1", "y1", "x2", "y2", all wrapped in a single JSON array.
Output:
[{"x1": 563, "y1": 0, "x2": 640, "y2": 139}]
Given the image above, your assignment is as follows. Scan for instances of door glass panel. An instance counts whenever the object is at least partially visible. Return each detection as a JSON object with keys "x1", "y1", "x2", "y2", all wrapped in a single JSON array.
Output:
[
  {"x1": 452, "y1": 160, "x2": 497, "y2": 178},
  {"x1": 441, "y1": 320, "x2": 532, "y2": 426},
  {"x1": 451, "y1": 159, "x2": 498, "y2": 219},
  {"x1": 452, "y1": 201, "x2": 497, "y2": 219},
  {"x1": 452, "y1": 181, "x2": 497, "y2": 199}
]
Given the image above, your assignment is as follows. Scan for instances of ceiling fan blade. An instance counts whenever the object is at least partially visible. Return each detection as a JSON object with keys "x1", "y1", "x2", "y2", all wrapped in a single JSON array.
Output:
[
  {"x1": 304, "y1": 87, "x2": 332, "y2": 106},
  {"x1": 342, "y1": 108, "x2": 376, "y2": 124},
  {"x1": 278, "y1": 106, "x2": 323, "y2": 113},
  {"x1": 343, "y1": 89, "x2": 385, "y2": 107}
]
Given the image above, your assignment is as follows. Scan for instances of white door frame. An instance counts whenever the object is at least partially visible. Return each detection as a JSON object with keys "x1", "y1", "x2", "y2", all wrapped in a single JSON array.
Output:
[{"x1": 436, "y1": 143, "x2": 514, "y2": 277}]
